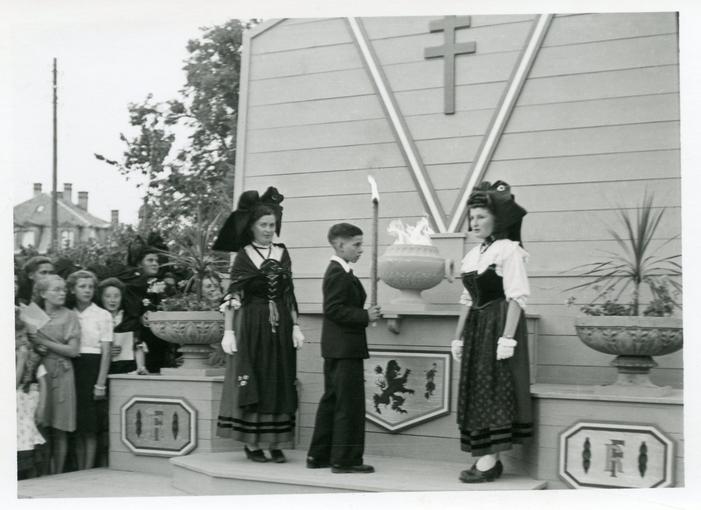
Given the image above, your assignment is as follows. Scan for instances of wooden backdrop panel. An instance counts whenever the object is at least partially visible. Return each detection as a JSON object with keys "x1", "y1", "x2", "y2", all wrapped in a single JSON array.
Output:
[
  {"x1": 543, "y1": 12, "x2": 677, "y2": 47},
  {"x1": 246, "y1": 141, "x2": 406, "y2": 174},
  {"x1": 485, "y1": 150, "x2": 680, "y2": 185},
  {"x1": 370, "y1": 19, "x2": 534, "y2": 65},
  {"x1": 361, "y1": 15, "x2": 536, "y2": 40},
  {"x1": 520, "y1": 65, "x2": 679, "y2": 105},
  {"x1": 532, "y1": 34, "x2": 678, "y2": 77},
  {"x1": 248, "y1": 68, "x2": 373, "y2": 106},
  {"x1": 249, "y1": 42, "x2": 363, "y2": 80},
  {"x1": 247, "y1": 118, "x2": 395, "y2": 153},
  {"x1": 248, "y1": 95, "x2": 383, "y2": 129},
  {"x1": 252, "y1": 18, "x2": 352, "y2": 54},
  {"x1": 241, "y1": 14, "x2": 682, "y2": 393},
  {"x1": 493, "y1": 122, "x2": 679, "y2": 161}
]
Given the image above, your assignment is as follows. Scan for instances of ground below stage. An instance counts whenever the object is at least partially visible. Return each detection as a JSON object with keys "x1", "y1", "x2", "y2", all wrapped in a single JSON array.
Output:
[{"x1": 17, "y1": 468, "x2": 189, "y2": 498}]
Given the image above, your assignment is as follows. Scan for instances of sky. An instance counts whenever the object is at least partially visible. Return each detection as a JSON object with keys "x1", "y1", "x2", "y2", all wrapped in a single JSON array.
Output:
[{"x1": 6, "y1": 1, "x2": 253, "y2": 225}]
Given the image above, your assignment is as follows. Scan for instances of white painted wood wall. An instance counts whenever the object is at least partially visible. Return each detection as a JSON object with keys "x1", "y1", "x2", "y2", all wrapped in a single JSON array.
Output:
[{"x1": 238, "y1": 13, "x2": 682, "y2": 387}]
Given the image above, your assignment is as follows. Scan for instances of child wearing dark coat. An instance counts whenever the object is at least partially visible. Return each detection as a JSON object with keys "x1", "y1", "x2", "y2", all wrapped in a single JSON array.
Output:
[{"x1": 306, "y1": 223, "x2": 381, "y2": 473}]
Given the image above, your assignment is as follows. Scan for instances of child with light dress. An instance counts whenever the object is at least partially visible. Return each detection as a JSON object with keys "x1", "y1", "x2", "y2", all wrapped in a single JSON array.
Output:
[{"x1": 16, "y1": 305, "x2": 48, "y2": 480}]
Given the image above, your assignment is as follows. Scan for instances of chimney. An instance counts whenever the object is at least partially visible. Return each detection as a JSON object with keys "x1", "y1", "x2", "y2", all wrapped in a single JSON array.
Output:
[
  {"x1": 63, "y1": 183, "x2": 73, "y2": 203},
  {"x1": 33, "y1": 183, "x2": 42, "y2": 196},
  {"x1": 56, "y1": 191, "x2": 63, "y2": 200},
  {"x1": 78, "y1": 191, "x2": 88, "y2": 211},
  {"x1": 111, "y1": 210, "x2": 119, "y2": 227}
]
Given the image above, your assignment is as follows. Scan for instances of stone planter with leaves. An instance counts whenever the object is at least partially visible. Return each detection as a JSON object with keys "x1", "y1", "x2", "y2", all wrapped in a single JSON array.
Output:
[
  {"x1": 567, "y1": 193, "x2": 682, "y2": 389},
  {"x1": 147, "y1": 210, "x2": 230, "y2": 375},
  {"x1": 574, "y1": 315, "x2": 682, "y2": 387},
  {"x1": 148, "y1": 310, "x2": 225, "y2": 374}
]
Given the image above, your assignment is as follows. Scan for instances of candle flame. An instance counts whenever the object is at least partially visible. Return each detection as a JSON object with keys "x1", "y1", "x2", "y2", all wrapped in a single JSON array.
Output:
[{"x1": 368, "y1": 175, "x2": 379, "y2": 203}]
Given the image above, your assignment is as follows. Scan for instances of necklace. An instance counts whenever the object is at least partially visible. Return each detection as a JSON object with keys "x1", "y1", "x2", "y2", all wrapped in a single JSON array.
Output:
[
  {"x1": 251, "y1": 243, "x2": 272, "y2": 260},
  {"x1": 479, "y1": 236, "x2": 495, "y2": 254}
]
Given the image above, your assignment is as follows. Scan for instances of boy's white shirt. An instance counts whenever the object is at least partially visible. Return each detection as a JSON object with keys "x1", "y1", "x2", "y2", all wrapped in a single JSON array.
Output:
[{"x1": 330, "y1": 255, "x2": 352, "y2": 273}]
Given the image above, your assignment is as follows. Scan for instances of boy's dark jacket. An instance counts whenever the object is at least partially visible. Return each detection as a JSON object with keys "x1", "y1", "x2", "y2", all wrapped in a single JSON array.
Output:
[{"x1": 320, "y1": 260, "x2": 370, "y2": 359}]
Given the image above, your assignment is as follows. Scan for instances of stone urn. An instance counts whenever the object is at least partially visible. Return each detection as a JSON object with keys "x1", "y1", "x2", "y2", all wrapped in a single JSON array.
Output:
[
  {"x1": 148, "y1": 310, "x2": 225, "y2": 375},
  {"x1": 574, "y1": 316, "x2": 682, "y2": 388},
  {"x1": 378, "y1": 244, "x2": 453, "y2": 307}
]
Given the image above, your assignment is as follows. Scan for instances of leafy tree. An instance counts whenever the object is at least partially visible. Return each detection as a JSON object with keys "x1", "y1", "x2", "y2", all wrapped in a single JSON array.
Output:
[{"x1": 96, "y1": 19, "x2": 259, "y2": 232}]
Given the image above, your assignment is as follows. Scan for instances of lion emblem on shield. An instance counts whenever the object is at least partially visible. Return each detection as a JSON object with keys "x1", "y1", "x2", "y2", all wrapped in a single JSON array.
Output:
[{"x1": 372, "y1": 360, "x2": 415, "y2": 414}]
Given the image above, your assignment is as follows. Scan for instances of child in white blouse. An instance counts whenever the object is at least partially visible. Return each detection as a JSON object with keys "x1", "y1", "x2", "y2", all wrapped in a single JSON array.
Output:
[{"x1": 67, "y1": 270, "x2": 113, "y2": 470}]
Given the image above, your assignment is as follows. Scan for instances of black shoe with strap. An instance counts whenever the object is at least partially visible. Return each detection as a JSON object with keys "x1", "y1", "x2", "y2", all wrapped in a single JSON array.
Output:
[
  {"x1": 459, "y1": 460, "x2": 503, "y2": 483},
  {"x1": 244, "y1": 446, "x2": 268, "y2": 463},
  {"x1": 269, "y1": 449, "x2": 286, "y2": 463}
]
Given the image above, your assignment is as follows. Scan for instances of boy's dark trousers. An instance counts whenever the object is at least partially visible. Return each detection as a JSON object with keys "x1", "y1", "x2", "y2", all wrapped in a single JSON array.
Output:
[
  {"x1": 307, "y1": 358, "x2": 365, "y2": 467},
  {"x1": 308, "y1": 259, "x2": 370, "y2": 467}
]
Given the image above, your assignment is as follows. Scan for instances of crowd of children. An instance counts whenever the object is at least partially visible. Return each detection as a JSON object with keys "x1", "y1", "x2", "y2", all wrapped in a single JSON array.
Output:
[{"x1": 13, "y1": 239, "x2": 189, "y2": 479}]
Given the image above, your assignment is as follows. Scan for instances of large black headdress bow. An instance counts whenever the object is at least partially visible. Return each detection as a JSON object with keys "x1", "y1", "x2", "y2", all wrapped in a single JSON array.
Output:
[
  {"x1": 213, "y1": 187, "x2": 285, "y2": 252},
  {"x1": 466, "y1": 180, "x2": 527, "y2": 244}
]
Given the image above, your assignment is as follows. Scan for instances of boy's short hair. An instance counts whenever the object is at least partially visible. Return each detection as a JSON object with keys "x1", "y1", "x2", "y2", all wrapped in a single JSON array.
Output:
[{"x1": 327, "y1": 223, "x2": 363, "y2": 244}]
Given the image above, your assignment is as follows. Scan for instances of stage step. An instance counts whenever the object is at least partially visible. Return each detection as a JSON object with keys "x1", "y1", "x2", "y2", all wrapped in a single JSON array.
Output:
[{"x1": 170, "y1": 450, "x2": 547, "y2": 495}]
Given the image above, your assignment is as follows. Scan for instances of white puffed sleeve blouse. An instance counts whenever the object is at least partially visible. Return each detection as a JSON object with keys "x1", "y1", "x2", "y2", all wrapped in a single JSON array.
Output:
[{"x1": 458, "y1": 239, "x2": 530, "y2": 311}]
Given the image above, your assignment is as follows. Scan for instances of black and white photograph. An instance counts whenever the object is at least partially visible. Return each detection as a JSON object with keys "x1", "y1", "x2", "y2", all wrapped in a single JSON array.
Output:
[{"x1": 4, "y1": 0, "x2": 700, "y2": 508}]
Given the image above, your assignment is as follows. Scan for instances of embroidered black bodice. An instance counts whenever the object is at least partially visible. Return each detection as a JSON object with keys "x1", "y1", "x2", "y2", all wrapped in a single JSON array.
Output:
[
  {"x1": 242, "y1": 258, "x2": 291, "y2": 303},
  {"x1": 461, "y1": 264, "x2": 506, "y2": 308}
]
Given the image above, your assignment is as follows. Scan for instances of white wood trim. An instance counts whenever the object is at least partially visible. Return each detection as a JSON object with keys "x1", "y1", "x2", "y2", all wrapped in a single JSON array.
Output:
[
  {"x1": 233, "y1": 19, "x2": 287, "y2": 207},
  {"x1": 246, "y1": 18, "x2": 286, "y2": 40},
  {"x1": 233, "y1": 27, "x2": 254, "y2": 206},
  {"x1": 447, "y1": 14, "x2": 554, "y2": 232},
  {"x1": 347, "y1": 17, "x2": 448, "y2": 233}
]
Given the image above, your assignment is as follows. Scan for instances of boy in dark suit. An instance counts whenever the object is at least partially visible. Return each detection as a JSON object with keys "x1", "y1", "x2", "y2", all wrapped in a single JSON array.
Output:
[{"x1": 307, "y1": 223, "x2": 382, "y2": 473}]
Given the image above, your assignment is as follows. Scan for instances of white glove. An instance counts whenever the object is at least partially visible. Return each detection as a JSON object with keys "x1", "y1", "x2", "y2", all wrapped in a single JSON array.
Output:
[
  {"x1": 219, "y1": 294, "x2": 241, "y2": 313},
  {"x1": 496, "y1": 337, "x2": 517, "y2": 360},
  {"x1": 221, "y1": 330, "x2": 237, "y2": 355},
  {"x1": 450, "y1": 339, "x2": 463, "y2": 362},
  {"x1": 292, "y1": 324, "x2": 305, "y2": 349}
]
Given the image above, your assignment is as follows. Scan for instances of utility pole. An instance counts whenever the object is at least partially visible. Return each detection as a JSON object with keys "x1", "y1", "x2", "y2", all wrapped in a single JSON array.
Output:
[{"x1": 51, "y1": 58, "x2": 58, "y2": 251}]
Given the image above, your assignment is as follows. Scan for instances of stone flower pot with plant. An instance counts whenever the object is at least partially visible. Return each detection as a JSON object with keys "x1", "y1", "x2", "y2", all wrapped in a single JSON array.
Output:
[
  {"x1": 147, "y1": 210, "x2": 230, "y2": 375},
  {"x1": 566, "y1": 193, "x2": 682, "y2": 389}
]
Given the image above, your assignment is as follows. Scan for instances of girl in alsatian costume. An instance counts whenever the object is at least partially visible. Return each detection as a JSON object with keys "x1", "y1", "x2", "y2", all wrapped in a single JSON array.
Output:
[
  {"x1": 215, "y1": 187, "x2": 304, "y2": 464},
  {"x1": 451, "y1": 181, "x2": 533, "y2": 483}
]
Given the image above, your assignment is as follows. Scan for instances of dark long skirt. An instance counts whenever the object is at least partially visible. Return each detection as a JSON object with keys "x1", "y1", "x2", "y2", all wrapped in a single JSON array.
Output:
[
  {"x1": 72, "y1": 354, "x2": 108, "y2": 435},
  {"x1": 216, "y1": 300, "x2": 297, "y2": 446},
  {"x1": 109, "y1": 359, "x2": 136, "y2": 375},
  {"x1": 457, "y1": 299, "x2": 533, "y2": 456}
]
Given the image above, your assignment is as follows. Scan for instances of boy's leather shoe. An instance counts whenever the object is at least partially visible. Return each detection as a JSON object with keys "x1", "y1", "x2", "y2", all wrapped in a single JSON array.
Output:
[
  {"x1": 306, "y1": 457, "x2": 331, "y2": 469},
  {"x1": 331, "y1": 464, "x2": 375, "y2": 474}
]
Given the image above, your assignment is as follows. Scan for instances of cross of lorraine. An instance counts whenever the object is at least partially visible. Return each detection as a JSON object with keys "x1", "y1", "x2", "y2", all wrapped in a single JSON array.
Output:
[{"x1": 424, "y1": 16, "x2": 477, "y2": 115}]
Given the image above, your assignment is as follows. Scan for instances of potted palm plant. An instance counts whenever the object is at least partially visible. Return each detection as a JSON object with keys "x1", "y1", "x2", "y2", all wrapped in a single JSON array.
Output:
[
  {"x1": 146, "y1": 210, "x2": 230, "y2": 374},
  {"x1": 566, "y1": 193, "x2": 682, "y2": 388}
]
